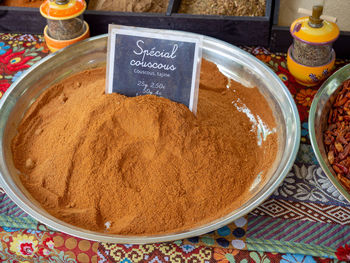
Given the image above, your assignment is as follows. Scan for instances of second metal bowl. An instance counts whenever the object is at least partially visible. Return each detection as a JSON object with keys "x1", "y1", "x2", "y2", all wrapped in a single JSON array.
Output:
[{"x1": 309, "y1": 64, "x2": 350, "y2": 202}]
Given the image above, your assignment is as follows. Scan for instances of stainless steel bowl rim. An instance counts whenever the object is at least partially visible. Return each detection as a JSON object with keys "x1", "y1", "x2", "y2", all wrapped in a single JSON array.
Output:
[{"x1": 0, "y1": 33, "x2": 300, "y2": 243}]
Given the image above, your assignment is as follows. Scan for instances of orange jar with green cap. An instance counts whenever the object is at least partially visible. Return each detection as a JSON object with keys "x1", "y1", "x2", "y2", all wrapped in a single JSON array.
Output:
[
  {"x1": 287, "y1": 5, "x2": 339, "y2": 86},
  {"x1": 40, "y1": 0, "x2": 89, "y2": 52}
]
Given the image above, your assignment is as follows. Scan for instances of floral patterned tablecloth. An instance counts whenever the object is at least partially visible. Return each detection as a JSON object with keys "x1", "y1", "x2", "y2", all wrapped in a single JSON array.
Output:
[{"x1": 0, "y1": 33, "x2": 349, "y2": 263}]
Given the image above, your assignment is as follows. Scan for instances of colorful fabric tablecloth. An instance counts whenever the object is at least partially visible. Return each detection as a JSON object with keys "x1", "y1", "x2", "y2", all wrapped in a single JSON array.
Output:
[{"x1": 0, "y1": 33, "x2": 349, "y2": 263}]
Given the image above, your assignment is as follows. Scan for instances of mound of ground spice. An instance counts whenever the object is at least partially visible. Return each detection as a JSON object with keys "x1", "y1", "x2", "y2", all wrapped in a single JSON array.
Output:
[{"x1": 12, "y1": 60, "x2": 277, "y2": 235}]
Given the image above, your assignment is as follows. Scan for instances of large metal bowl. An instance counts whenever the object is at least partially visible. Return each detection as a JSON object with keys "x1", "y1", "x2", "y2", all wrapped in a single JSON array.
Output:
[
  {"x1": 309, "y1": 64, "x2": 350, "y2": 203},
  {"x1": 0, "y1": 34, "x2": 300, "y2": 243}
]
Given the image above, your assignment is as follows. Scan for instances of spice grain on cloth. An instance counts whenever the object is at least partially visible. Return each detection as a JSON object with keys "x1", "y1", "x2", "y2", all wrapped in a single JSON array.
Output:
[{"x1": 12, "y1": 60, "x2": 277, "y2": 235}]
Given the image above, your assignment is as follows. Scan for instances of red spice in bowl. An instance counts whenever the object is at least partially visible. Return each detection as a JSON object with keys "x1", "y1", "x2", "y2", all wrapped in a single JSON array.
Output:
[{"x1": 324, "y1": 79, "x2": 350, "y2": 192}]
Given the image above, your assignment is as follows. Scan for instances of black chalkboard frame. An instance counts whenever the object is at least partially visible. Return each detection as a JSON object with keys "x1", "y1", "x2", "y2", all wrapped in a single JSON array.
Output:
[{"x1": 106, "y1": 25, "x2": 203, "y2": 113}]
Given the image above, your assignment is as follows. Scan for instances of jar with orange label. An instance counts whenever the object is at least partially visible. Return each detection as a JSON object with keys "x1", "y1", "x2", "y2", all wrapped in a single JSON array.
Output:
[
  {"x1": 287, "y1": 5, "x2": 339, "y2": 86},
  {"x1": 40, "y1": 0, "x2": 90, "y2": 52}
]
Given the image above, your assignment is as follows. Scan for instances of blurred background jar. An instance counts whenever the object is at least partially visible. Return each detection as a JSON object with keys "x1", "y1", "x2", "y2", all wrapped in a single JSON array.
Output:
[
  {"x1": 287, "y1": 1, "x2": 339, "y2": 87},
  {"x1": 40, "y1": 0, "x2": 90, "y2": 52}
]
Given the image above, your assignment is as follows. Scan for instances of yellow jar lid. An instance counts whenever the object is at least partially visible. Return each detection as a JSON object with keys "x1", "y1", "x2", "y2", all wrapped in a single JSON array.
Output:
[
  {"x1": 40, "y1": 0, "x2": 86, "y2": 20},
  {"x1": 290, "y1": 17, "x2": 339, "y2": 45}
]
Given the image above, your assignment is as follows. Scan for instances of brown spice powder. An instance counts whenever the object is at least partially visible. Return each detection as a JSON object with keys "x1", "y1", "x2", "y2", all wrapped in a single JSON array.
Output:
[
  {"x1": 178, "y1": 0, "x2": 266, "y2": 16},
  {"x1": 12, "y1": 59, "x2": 277, "y2": 235},
  {"x1": 87, "y1": 0, "x2": 168, "y2": 13},
  {"x1": 1, "y1": 0, "x2": 167, "y2": 12}
]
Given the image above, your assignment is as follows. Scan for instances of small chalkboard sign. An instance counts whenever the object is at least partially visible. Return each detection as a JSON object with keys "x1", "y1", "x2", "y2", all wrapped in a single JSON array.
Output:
[{"x1": 106, "y1": 25, "x2": 203, "y2": 113}]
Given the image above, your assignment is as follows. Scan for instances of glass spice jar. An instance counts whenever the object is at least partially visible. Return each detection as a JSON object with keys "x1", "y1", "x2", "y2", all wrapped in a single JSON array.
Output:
[
  {"x1": 47, "y1": 15, "x2": 85, "y2": 40},
  {"x1": 291, "y1": 38, "x2": 332, "y2": 67},
  {"x1": 290, "y1": 5, "x2": 337, "y2": 67},
  {"x1": 287, "y1": 5, "x2": 339, "y2": 86},
  {"x1": 40, "y1": 0, "x2": 87, "y2": 40}
]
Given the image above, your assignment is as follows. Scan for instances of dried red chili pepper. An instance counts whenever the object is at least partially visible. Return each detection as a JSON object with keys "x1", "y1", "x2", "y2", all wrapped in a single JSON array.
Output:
[
  {"x1": 333, "y1": 164, "x2": 343, "y2": 174},
  {"x1": 334, "y1": 97, "x2": 348, "y2": 107},
  {"x1": 339, "y1": 144, "x2": 350, "y2": 160},
  {"x1": 328, "y1": 151, "x2": 335, "y2": 164},
  {"x1": 335, "y1": 142, "x2": 344, "y2": 152},
  {"x1": 334, "y1": 163, "x2": 349, "y2": 174}
]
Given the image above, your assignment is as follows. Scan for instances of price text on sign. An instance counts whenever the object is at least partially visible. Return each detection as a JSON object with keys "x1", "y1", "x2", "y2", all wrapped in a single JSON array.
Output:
[{"x1": 106, "y1": 25, "x2": 202, "y2": 113}]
